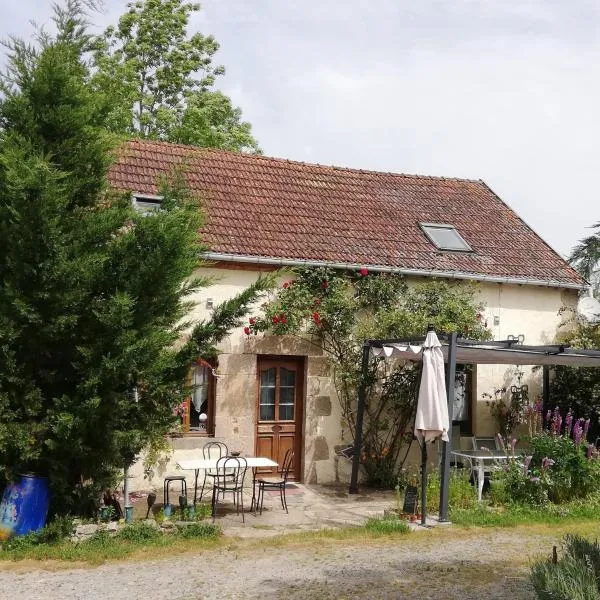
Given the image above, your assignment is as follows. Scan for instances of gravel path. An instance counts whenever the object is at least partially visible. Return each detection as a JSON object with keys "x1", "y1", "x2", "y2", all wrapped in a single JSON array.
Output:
[{"x1": 0, "y1": 529, "x2": 547, "y2": 599}]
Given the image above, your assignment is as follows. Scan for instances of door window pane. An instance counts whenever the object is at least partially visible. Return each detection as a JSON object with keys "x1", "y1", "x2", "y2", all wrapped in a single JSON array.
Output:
[
  {"x1": 259, "y1": 368, "x2": 276, "y2": 421},
  {"x1": 279, "y1": 368, "x2": 295, "y2": 421}
]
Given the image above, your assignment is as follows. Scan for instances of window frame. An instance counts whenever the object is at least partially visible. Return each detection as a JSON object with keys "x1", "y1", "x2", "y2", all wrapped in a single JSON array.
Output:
[
  {"x1": 182, "y1": 359, "x2": 217, "y2": 437},
  {"x1": 419, "y1": 222, "x2": 473, "y2": 252},
  {"x1": 131, "y1": 193, "x2": 164, "y2": 215}
]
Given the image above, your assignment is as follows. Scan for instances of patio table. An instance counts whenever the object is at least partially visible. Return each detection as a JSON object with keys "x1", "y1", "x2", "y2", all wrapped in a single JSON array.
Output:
[
  {"x1": 177, "y1": 456, "x2": 279, "y2": 506},
  {"x1": 451, "y1": 449, "x2": 522, "y2": 502}
]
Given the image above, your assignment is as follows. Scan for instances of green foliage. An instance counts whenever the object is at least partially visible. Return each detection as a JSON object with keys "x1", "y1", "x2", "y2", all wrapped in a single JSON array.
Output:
[
  {"x1": 92, "y1": 0, "x2": 260, "y2": 152},
  {"x1": 531, "y1": 535, "x2": 600, "y2": 600},
  {"x1": 0, "y1": 516, "x2": 74, "y2": 551},
  {"x1": 364, "y1": 517, "x2": 410, "y2": 535},
  {"x1": 117, "y1": 521, "x2": 161, "y2": 542},
  {"x1": 0, "y1": 2, "x2": 273, "y2": 516},
  {"x1": 552, "y1": 307, "x2": 600, "y2": 441},
  {"x1": 496, "y1": 459, "x2": 550, "y2": 506},
  {"x1": 527, "y1": 433, "x2": 600, "y2": 503},
  {"x1": 175, "y1": 521, "x2": 220, "y2": 539},
  {"x1": 569, "y1": 222, "x2": 600, "y2": 294},
  {"x1": 249, "y1": 268, "x2": 490, "y2": 487}
]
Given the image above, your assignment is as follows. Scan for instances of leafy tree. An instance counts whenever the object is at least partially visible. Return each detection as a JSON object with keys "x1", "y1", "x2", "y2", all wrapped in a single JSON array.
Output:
[
  {"x1": 0, "y1": 1, "x2": 272, "y2": 515},
  {"x1": 246, "y1": 268, "x2": 490, "y2": 487},
  {"x1": 93, "y1": 0, "x2": 260, "y2": 152},
  {"x1": 552, "y1": 309, "x2": 600, "y2": 442},
  {"x1": 569, "y1": 222, "x2": 600, "y2": 294}
]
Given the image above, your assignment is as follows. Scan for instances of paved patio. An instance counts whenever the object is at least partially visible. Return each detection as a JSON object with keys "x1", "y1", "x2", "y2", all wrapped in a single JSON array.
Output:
[{"x1": 133, "y1": 483, "x2": 406, "y2": 537}]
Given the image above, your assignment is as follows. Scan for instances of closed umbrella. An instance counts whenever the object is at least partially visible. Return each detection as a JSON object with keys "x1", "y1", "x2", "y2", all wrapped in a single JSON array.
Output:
[{"x1": 414, "y1": 328, "x2": 449, "y2": 525}]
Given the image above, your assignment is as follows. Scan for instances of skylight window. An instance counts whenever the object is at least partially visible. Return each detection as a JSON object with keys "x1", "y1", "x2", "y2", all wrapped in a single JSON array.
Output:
[
  {"x1": 419, "y1": 223, "x2": 473, "y2": 252},
  {"x1": 132, "y1": 193, "x2": 163, "y2": 214}
]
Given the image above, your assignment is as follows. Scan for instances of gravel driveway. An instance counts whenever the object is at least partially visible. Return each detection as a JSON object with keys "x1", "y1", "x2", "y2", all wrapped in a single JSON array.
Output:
[{"x1": 0, "y1": 528, "x2": 548, "y2": 600}]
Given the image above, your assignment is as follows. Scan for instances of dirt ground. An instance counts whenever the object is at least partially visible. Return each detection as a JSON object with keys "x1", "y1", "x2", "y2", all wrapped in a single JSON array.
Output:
[{"x1": 0, "y1": 527, "x2": 549, "y2": 599}]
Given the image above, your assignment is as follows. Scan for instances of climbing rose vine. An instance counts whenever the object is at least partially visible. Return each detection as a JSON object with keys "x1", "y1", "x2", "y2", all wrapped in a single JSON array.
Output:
[{"x1": 246, "y1": 267, "x2": 491, "y2": 488}]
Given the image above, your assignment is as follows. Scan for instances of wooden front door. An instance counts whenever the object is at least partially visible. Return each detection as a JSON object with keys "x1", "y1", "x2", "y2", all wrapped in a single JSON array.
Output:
[{"x1": 256, "y1": 357, "x2": 303, "y2": 480}]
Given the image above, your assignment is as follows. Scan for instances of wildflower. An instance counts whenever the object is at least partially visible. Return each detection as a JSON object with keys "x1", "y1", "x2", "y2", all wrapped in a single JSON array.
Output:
[
  {"x1": 565, "y1": 410, "x2": 573, "y2": 437},
  {"x1": 312, "y1": 311, "x2": 322, "y2": 326},
  {"x1": 359, "y1": 267, "x2": 369, "y2": 276},
  {"x1": 573, "y1": 419, "x2": 585, "y2": 446},
  {"x1": 541, "y1": 457, "x2": 555, "y2": 471},
  {"x1": 279, "y1": 313, "x2": 287, "y2": 324},
  {"x1": 249, "y1": 317, "x2": 256, "y2": 325},
  {"x1": 321, "y1": 280, "x2": 328, "y2": 289},
  {"x1": 272, "y1": 316, "x2": 280, "y2": 325},
  {"x1": 523, "y1": 455, "x2": 532, "y2": 475},
  {"x1": 243, "y1": 326, "x2": 250, "y2": 336}
]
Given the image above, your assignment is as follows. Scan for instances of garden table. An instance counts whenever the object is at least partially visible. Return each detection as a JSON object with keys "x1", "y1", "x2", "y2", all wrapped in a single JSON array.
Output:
[
  {"x1": 176, "y1": 456, "x2": 279, "y2": 506},
  {"x1": 451, "y1": 449, "x2": 522, "y2": 502}
]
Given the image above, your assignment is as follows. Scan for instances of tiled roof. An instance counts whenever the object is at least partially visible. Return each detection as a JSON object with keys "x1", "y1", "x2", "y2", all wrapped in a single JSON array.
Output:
[{"x1": 108, "y1": 139, "x2": 584, "y2": 288}]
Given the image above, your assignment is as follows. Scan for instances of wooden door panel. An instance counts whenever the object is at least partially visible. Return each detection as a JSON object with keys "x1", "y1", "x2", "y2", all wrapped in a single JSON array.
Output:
[{"x1": 256, "y1": 357, "x2": 303, "y2": 481}]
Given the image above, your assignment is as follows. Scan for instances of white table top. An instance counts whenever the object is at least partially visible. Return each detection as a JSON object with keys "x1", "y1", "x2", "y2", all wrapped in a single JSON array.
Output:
[
  {"x1": 451, "y1": 450, "x2": 520, "y2": 461},
  {"x1": 177, "y1": 456, "x2": 278, "y2": 470}
]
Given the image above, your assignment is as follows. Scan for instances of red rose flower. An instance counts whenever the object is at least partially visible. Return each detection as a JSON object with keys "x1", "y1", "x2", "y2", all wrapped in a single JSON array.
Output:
[
  {"x1": 314, "y1": 298, "x2": 321, "y2": 305},
  {"x1": 272, "y1": 316, "x2": 280, "y2": 325},
  {"x1": 359, "y1": 267, "x2": 368, "y2": 276},
  {"x1": 249, "y1": 317, "x2": 256, "y2": 325},
  {"x1": 321, "y1": 281, "x2": 328, "y2": 289},
  {"x1": 312, "y1": 311, "x2": 322, "y2": 326},
  {"x1": 280, "y1": 313, "x2": 287, "y2": 324},
  {"x1": 282, "y1": 282, "x2": 290, "y2": 289},
  {"x1": 243, "y1": 326, "x2": 250, "y2": 336}
]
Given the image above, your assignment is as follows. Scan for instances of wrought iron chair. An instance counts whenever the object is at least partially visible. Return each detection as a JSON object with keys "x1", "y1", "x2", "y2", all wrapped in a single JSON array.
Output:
[
  {"x1": 256, "y1": 449, "x2": 294, "y2": 515},
  {"x1": 211, "y1": 456, "x2": 248, "y2": 522},
  {"x1": 199, "y1": 441, "x2": 229, "y2": 502}
]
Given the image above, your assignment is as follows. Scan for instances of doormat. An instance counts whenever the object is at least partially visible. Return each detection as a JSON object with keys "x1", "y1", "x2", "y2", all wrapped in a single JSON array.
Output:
[{"x1": 266, "y1": 484, "x2": 304, "y2": 497}]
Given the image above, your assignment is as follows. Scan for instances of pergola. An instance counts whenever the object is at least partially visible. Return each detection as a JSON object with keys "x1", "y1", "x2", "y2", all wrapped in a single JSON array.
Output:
[{"x1": 348, "y1": 333, "x2": 600, "y2": 522}]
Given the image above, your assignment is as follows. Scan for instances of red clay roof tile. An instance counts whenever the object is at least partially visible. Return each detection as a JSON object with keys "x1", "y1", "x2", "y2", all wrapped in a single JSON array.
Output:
[{"x1": 108, "y1": 139, "x2": 584, "y2": 288}]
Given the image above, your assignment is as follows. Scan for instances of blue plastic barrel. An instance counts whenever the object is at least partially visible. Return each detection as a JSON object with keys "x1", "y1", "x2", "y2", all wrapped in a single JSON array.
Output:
[{"x1": 0, "y1": 474, "x2": 50, "y2": 539}]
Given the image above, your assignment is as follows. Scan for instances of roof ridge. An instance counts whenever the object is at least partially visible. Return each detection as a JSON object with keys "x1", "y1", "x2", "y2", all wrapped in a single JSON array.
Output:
[{"x1": 123, "y1": 138, "x2": 482, "y2": 184}]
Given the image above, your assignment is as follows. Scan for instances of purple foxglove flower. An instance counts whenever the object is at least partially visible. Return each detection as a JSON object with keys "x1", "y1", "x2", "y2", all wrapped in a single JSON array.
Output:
[
  {"x1": 546, "y1": 410, "x2": 552, "y2": 423},
  {"x1": 574, "y1": 420, "x2": 585, "y2": 446},
  {"x1": 565, "y1": 411, "x2": 573, "y2": 436},
  {"x1": 588, "y1": 444, "x2": 595, "y2": 459},
  {"x1": 541, "y1": 457, "x2": 555, "y2": 471},
  {"x1": 523, "y1": 455, "x2": 532, "y2": 475}
]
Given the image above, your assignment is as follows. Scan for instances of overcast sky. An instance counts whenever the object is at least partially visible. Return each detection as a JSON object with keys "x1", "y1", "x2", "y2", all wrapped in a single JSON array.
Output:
[{"x1": 2, "y1": 0, "x2": 598, "y2": 258}]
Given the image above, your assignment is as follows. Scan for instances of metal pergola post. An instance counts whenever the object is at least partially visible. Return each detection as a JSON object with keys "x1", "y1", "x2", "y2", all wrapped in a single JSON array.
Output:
[
  {"x1": 349, "y1": 341, "x2": 371, "y2": 494},
  {"x1": 439, "y1": 331, "x2": 457, "y2": 522}
]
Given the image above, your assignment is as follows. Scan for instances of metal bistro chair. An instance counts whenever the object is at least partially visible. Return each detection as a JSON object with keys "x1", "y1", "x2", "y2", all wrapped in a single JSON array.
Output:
[
  {"x1": 256, "y1": 449, "x2": 294, "y2": 515},
  {"x1": 211, "y1": 456, "x2": 248, "y2": 522},
  {"x1": 199, "y1": 441, "x2": 228, "y2": 502}
]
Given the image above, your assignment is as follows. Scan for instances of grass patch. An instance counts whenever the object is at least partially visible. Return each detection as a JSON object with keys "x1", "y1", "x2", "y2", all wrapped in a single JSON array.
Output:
[
  {"x1": 451, "y1": 495, "x2": 600, "y2": 528},
  {"x1": 0, "y1": 521, "x2": 221, "y2": 565},
  {"x1": 364, "y1": 517, "x2": 410, "y2": 535}
]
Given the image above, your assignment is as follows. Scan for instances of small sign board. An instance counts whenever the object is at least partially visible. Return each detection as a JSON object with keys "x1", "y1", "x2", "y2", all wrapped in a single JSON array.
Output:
[{"x1": 402, "y1": 485, "x2": 418, "y2": 515}]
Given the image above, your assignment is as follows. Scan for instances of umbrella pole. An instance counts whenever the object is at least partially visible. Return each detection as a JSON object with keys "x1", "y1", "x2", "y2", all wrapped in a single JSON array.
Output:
[{"x1": 420, "y1": 440, "x2": 427, "y2": 526}]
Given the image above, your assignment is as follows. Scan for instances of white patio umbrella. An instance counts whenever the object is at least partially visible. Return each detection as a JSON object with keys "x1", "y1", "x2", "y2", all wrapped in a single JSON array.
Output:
[
  {"x1": 413, "y1": 329, "x2": 449, "y2": 525},
  {"x1": 414, "y1": 330, "x2": 449, "y2": 443}
]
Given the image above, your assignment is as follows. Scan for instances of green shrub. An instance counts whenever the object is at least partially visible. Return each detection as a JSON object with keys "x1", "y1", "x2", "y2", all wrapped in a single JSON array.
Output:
[
  {"x1": 531, "y1": 535, "x2": 600, "y2": 600},
  {"x1": 0, "y1": 517, "x2": 74, "y2": 551},
  {"x1": 527, "y1": 433, "x2": 600, "y2": 503},
  {"x1": 117, "y1": 521, "x2": 161, "y2": 542},
  {"x1": 175, "y1": 522, "x2": 220, "y2": 540}
]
